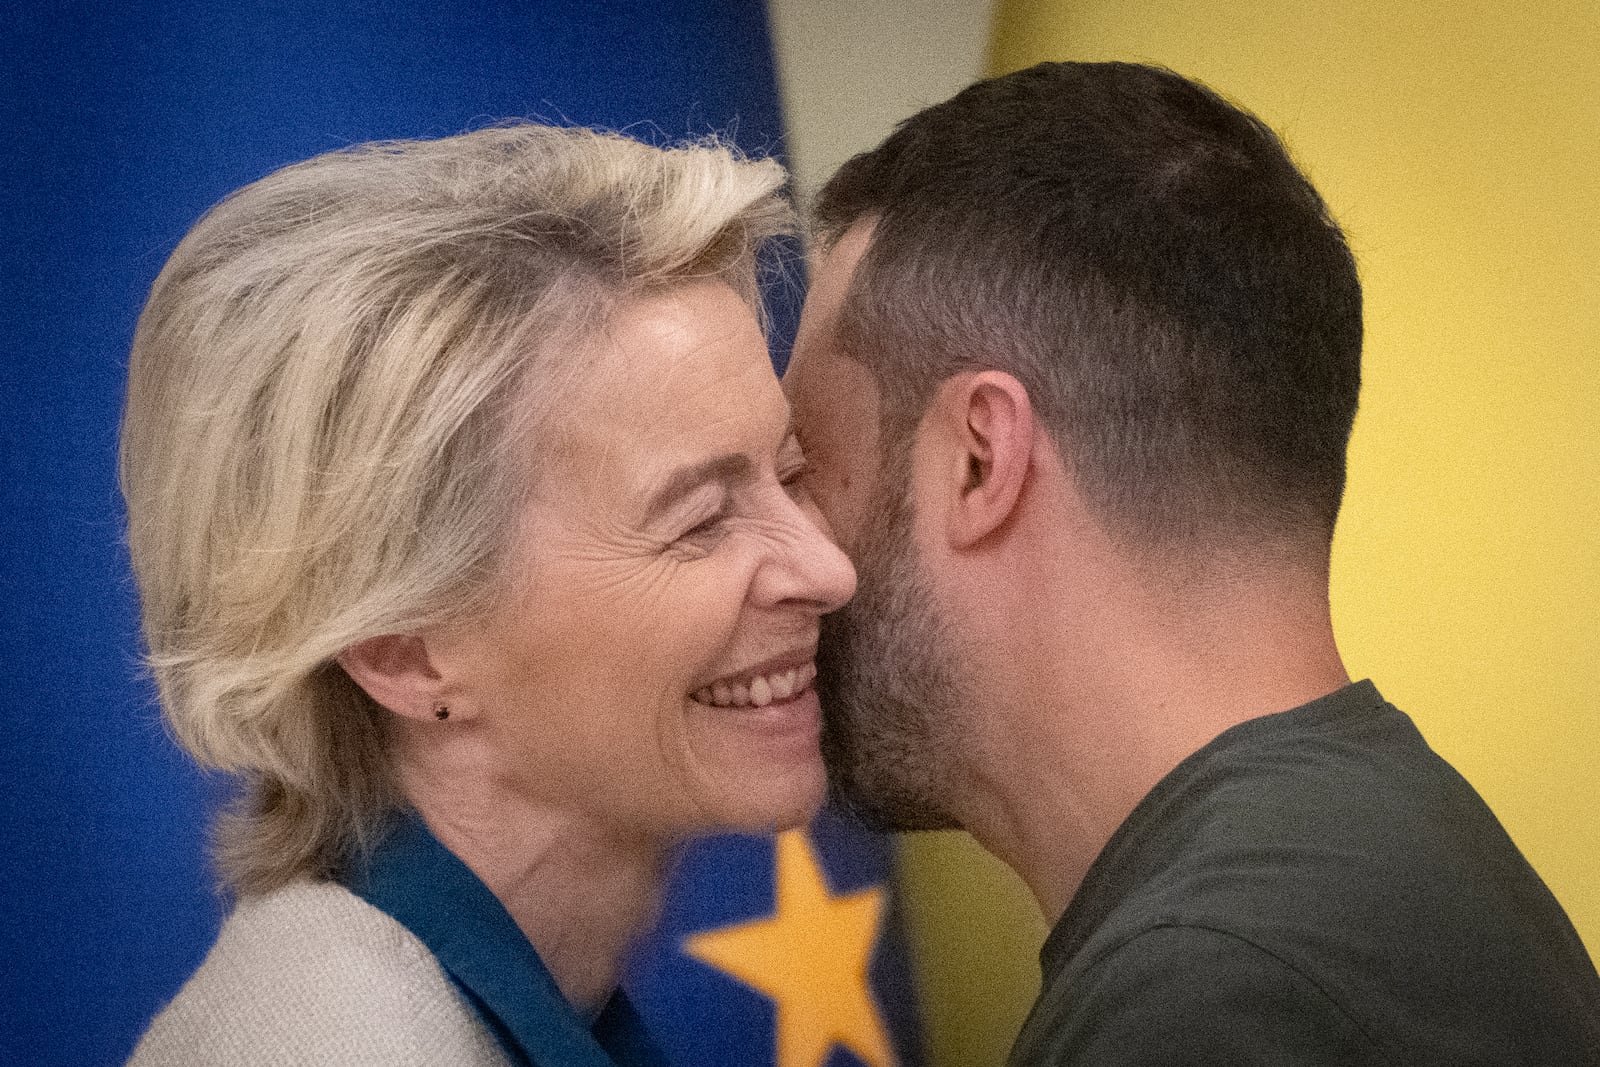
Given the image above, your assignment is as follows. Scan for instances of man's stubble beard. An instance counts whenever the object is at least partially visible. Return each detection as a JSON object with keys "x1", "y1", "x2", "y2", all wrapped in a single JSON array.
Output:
[{"x1": 817, "y1": 456, "x2": 972, "y2": 832}]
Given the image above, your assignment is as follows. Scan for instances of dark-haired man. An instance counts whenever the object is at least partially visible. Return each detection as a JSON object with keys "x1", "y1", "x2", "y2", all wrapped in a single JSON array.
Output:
[{"x1": 785, "y1": 61, "x2": 1600, "y2": 1065}]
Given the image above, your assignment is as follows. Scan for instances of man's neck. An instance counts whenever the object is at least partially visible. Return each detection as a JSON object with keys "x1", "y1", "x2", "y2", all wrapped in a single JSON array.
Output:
[{"x1": 948, "y1": 556, "x2": 1348, "y2": 926}]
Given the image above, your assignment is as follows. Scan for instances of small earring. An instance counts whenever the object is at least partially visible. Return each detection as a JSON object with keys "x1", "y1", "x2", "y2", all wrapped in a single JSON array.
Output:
[{"x1": 434, "y1": 704, "x2": 450, "y2": 721}]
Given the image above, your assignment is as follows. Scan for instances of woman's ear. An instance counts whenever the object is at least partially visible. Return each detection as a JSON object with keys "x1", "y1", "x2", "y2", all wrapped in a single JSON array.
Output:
[
  {"x1": 933, "y1": 370, "x2": 1036, "y2": 549},
  {"x1": 337, "y1": 634, "x2": 458, "y2": 724}
]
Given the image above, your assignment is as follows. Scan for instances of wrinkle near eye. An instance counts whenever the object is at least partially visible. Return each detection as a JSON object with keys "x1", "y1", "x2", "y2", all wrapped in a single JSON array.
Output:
[
  {"x1": 550, "y1": 515, "x2": 677, "y2": 573},
  {"x1": 553, "y1": 538, "x2": 689, "y2": 608}
]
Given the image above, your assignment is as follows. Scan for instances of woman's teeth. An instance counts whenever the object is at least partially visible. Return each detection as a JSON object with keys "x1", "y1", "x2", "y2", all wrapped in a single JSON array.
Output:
[{"x1": 694, "y1": 663, "x2": 817, "y2": 708}]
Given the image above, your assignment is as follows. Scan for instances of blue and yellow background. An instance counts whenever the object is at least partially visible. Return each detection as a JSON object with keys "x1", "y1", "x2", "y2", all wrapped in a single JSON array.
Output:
[{"x1": 3, "y1": 3, "x2": 1594, "y2": 1066}]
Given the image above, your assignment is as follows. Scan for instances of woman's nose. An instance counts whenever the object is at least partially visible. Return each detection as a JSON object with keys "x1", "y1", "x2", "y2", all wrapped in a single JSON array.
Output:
[{"x1": 758, "y1": 505, "x2": 857, "y2": 614}]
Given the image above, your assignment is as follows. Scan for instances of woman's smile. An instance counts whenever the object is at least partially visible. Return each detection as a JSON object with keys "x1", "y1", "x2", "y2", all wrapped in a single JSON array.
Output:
[
  {"x1": 686, "y1": 650, "x2": 825, "y2": 763},
  {"x1": 687, "y1": 674, "x2": 822, "y2": 752},
  {"x1": 691, "y1": 651, "x2": 819, "y2": 708}
]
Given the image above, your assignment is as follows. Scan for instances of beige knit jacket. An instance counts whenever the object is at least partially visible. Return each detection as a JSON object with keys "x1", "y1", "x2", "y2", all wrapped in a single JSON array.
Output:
[{"x1": 128, "y1": 881, "x2": 513, "y2": 1066}]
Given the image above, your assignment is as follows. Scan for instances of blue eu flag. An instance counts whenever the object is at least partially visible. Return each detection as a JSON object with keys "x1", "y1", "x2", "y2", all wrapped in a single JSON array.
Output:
[
  {"x1": 3, "y1": 3, "x2": 924, "y2": 1065},
  {"x1": 630, "y1": 806, "x2": 924, "y2": 1067}
]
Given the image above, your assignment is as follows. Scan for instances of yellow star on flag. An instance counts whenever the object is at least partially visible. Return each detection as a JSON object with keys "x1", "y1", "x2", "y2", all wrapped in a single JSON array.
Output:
[{"x1": 684, "y1": 829, "x2": 897, "y2": 1067}]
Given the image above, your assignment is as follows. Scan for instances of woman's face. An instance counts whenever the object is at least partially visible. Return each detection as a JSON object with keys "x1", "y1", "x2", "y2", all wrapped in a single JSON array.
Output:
[{"x1": 440, "y1": 281, "x2": 856, "y2": 840}]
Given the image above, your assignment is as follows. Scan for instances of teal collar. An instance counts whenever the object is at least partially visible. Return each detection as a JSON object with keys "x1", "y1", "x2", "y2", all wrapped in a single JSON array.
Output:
[{"x1": 343, "y1": 810, "x2": 668, "y2": 1067}]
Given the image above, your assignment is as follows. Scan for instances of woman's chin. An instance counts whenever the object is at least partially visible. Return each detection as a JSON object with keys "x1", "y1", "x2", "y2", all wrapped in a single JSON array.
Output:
[
  {"x1": 754, "y1": 761, "x2": 829, "y2": 831},
  {"x1": 715, "y1": 750, "x2": 829, "y2": 834},
  {"x1": 682, "y1": 686, "x2": 829, "y2": 832}
]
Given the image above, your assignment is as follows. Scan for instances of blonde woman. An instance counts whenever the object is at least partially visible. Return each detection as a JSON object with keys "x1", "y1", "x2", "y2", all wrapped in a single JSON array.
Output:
[{"x1": 122, "y1": 126, "x2": 855, "y2": 1066}]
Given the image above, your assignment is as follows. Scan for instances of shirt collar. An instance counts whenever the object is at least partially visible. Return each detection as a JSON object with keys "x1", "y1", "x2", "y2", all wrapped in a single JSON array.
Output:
[
  {"x1": 342, "y1": 809, "x2": 668, "y2": 1067},
  {"x1": 1040, "y1": 679, "x2": 1387, "y2": 977}
]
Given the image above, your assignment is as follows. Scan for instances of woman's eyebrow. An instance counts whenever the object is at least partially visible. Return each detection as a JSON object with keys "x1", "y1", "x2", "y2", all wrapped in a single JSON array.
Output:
[{"x1": 641, "y1": 453, "x2": 754, "y2": 523}]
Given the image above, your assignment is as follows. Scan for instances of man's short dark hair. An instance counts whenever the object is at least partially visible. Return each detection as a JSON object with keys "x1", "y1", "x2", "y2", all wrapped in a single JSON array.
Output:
[{"x1": 814, "y1": 61, "x2": 1363, "y2": 555}]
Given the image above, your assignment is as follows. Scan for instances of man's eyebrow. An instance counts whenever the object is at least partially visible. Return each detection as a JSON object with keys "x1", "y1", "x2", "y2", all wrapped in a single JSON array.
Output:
[{"x1": 642, "y1": 453, "x2": 755, "y2": 524}]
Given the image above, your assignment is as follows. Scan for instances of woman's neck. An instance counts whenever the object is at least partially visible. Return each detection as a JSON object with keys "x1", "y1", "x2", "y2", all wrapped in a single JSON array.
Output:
[{"x1": 399, "y1": 756, "x2": 672, "y2": 1017}]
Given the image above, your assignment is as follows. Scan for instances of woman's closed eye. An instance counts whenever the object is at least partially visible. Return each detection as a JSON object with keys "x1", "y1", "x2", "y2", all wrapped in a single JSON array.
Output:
[
  {"x1": 671, "y1": 493, "x2": 733, "y2": 551},
  {"x1": 668, "y1": 441, "x2": 808, "y2": 553},
  {"x1": 679, "y1": 509, "x2": 729, "y2": 543}
]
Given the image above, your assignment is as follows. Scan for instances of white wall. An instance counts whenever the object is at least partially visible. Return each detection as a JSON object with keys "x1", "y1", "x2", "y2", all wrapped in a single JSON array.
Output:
[{"x1": 767, "y1": 0, "x2": 997, "y2": 204}]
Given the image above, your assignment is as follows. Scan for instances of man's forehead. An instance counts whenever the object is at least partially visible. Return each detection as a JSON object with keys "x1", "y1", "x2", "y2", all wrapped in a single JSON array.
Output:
[
  {"x1": 804, "y1": 220, "x2": 876, "y2": 327},
  {"x1": 790, "y1": 220, "x2": 877, "y2": 397}
]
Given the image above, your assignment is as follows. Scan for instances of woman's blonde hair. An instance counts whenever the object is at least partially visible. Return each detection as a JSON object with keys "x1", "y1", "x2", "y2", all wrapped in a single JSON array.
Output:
[{"x1": 120, "y1": 124, "x2": 793, "y2": 895}]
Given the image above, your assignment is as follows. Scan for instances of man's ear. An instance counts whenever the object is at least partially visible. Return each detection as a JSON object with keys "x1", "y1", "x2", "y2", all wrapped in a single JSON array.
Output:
[
  {"x1": 337, "y1": 634, "x2": 460, "y2": 724},
  {"x1": 931, "y1": 370, "x2": 1036, "y2": 550}
]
